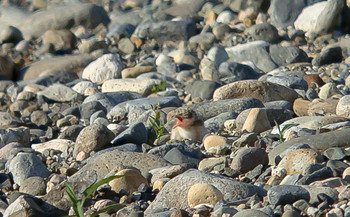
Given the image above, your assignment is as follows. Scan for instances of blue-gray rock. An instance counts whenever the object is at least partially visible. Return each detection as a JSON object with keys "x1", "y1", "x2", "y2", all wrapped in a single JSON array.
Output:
[
  {"x1": 191, "y1": 80, "x2": 221, "y2": 100},
  {"x1": 37, "y1": 83, "x2": 83, "y2": 103},
  {"x1": 73, "y1": 123, "x2": 115, "y2": 157},
  {"x1": 157, "y1": 63, "x2": 179, "y2": 77},
  {"x1": 107, "y1": 23, "x2": 136, "y2": 38},
  {"x1": 204, "y1": 112, "x2": 238, "y2": 133},
  {"x1": 57, "y1": 125, "x2": 84, "y2": 141},
  {"x1": 323, "y1": 147, "x2": 346, "y2": 160},
  {"x1": 230, "y1": 147, "x2": 268, "y2": 173},
  {"x1": 269, "y1": 0, "x2": 306, "y2": 28},
  {"x1": 132, "y1": 20, "x2": 196, "y2": 42},
  {"x1": 269, "y1": 45, "x2": 309, "y2": 66},
  {"x1": 111, "y1": 122, "x2": 148, "y2": 146},
  {"x1": 218, "y1": 61, "x2": 262, "y2": 83},
  {"x1": 265, "y1": 76, "x2": 308, "y2": 90},
  {"x1": 306, "y1": 88, "x2": 319, "y2": 100},
  {"x1": 264, "y1": 100, "x2": 293, "y2": 110},
  {"x1": 145, "y1": 169, "x2": 266, "y2": 214},
  {"x1": 296, "y1": 167, "x2": 334, "y2": 185},
  {"x1": 107, "y1": 96, "x2": 182, "y2": 122},
  {"x1": 0, "y1": 128, "x2": 30, "y2": 149},
  {"x1": 245, "y1": 23, "x2": 279, "y2": 43},
  {"x1": 79, "y1": 101, "x2": 106, "y2": 120},
  {"x1": 233, "y1": 209, "x2": 270, "y2": 217},
  {"x1": 207, "y1": 46, "x2": 229, "y2": 67},
  {"x1": 179, "y1": 98, "x2": 264, "y2": 121},
  {"x1": 7, "y1": 152, "x2": 51, "y2": 186},
  {"x1": 268, "y1": 185, "x2": 310, "y2": 206},
  {"x1": 148, "y1": 142, "x2": 202, "y2": 160},
  {"x1": 83, "y1": 92, "x2": 143, "y2": 113},
  {"x1": 312, "y1": 45, "x2": 343, "y2": 67},
  {"x1": 115, "y1": 143, "x2": 142, "y2": 152},
  {"x1": 164, "y1": 147, "x2": 201, "y2": 166},
  {"x1": 0, "y1": 5, "x2": 31, "y2": 27},
  {"x1": 90, "y1": 111, "x2": 106, "y2": 125},
  {"x1": 19, "y1": 3, "x2": 110, "y2": 40},
  {"x1": 327, "y1": 160, "x2": 349, "y2": 176},
  {"x1": 163, "y1": 0, "x2": 206, "y2": 17},
  {"x1": 225, "y1": 41, "x2": 277, "y2": 72}
]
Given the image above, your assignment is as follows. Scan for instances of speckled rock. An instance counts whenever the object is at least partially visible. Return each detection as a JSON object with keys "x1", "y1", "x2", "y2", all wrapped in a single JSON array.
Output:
[
  {"x1": 336, "y1": 95, "x2": 350, "y2": 117},
  {"x1": 19, "y1": 176, "x2": 46, "y2": 196},
  {"x1": 230, "y1": 147, "x2": 269, "y2": 173},
  {"x1": 109, "y1": 168, "x2": 148, "y2": 194},
  {"x1": 241, "y1": 108, "x2": 272, "y2": 133},
  {"x1": 37, "y1": 83, "x2": 83, "y2": 103},
  {"x1": 213, "y1": 80, "x2": 299, "y2": 103},
  {"x1": 102, "y1": 78, "x2": 160, "y2": 96},
  {"x1": 187, "y1": 183, "x2": 223, "y2": 207},
  {"x1": 203, "y1": 135, "x2": 227, "y2": 151}
]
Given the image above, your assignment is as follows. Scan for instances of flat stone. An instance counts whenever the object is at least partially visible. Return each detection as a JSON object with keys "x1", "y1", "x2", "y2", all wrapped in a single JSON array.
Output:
[
  {"x1": 37, "y1": 83, "x2": 82, "y2": 103},
  {"x1": 102, "y1": 78, "x2": 160, "y2": 96},
  {"x1": 268, "y1": 185, "x2": 310, "y2": 206},
  {"x1": 32, "y1": 139, "x2": 74, "y2": 154},
  {"x1": 336, "y1": 95, "x2": 350, "y2": 117},
  {"x1": 19, "y1": 176, "x2": 46, "y2": 196},
  {"x1": 230, "y1": 147, "x2": 269, "y2": 173},
  {"x1": 213, "y1": 80, "x2": 299, "y2": 103},
  {"x1": 245, "y1": 23, "x2": 279, "y2": 43},
  {"x1": 218, "y1": 61, "x2": 262, "y2": 83},
  {"x1": 82, "y1": 54, "x2": 123, "y2": 84},
  {"x1": 121, "y1": 65, "x2": 156, "y2": 78},
  {"x1": 111, "y1": 122, "x2": 147, "y2": 146},
  {"x1": 198, "y1": 157, "x2": 226, "y2": 172},
  {"x1": 145, "y1": 169, "x2": 266, "y2": 215},
  {"x1": 109, "y1": 168, "x2": 148, "y2": 194},
  {"x1": 225, "y1": 41, "x2": 277, "y2": 72}
]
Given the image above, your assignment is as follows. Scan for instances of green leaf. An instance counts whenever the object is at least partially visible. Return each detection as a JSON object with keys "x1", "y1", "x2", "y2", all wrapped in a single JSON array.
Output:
[
  {"x1": 64, "y1": 182, "x2": 78, "y2": 204},
  {"x1": 91, "y1": 204, "x2": 123, "y2": 217}
]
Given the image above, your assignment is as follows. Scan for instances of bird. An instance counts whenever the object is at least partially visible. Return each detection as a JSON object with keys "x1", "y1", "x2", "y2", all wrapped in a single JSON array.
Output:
[{"x1": 170, "y1": 107, "x2": 207, "y2": 142}]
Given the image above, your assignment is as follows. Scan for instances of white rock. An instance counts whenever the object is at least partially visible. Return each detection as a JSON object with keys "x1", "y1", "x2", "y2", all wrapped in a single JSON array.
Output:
[{"x1": 102, "y1": 78, "x2": 160, "y2": 96}]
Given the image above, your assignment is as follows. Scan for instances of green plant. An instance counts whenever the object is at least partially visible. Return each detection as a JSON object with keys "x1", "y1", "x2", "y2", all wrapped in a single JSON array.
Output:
[
  {"x1": 274, "y1": 120, "x2": 297, "y2": 142},
  {"x1": 151, "y1": 79, "x2": 166, "y2": 93},
  {"x1": 64, "y1": 175, "x2": 125, "y2": 217},
  {"x1": 149, "y1": 104, "x2": 169, "y2": 140}
]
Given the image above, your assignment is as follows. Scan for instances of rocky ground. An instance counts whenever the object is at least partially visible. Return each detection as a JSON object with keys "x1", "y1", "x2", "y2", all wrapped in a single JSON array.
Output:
[{"x1": 0, "y1": 0, "x2": 350, "y2": 216}]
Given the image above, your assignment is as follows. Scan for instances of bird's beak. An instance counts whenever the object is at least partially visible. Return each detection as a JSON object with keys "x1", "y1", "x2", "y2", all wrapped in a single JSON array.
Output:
[{"x1": 173, "y1": 117, "x2": 183, "y2": 128}]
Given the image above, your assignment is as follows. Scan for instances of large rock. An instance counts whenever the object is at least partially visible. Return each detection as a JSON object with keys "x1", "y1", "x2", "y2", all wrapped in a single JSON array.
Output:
[
  {"x1": 7, "y1": 152, "x2": 51, "y2": 186},
  {"x1": 37, "y1": 84, "x2": 82, "y2": 103},
  {"x1": 132, "y1": 20, "x2": 196, "y2": 42},
  {"x1": 21, "y1": 53, "x2": 100, "y2": 80},
  {"x1": 0, "y1": 113, "x2": 23, "y2": 129},
  {"x1": 294, "y1": 0, "x2": 344, "y2": 35},
  {"x1": 336, "y1": 95, "x2": 350, "y2": 117},
  {"x1": 102, "y1": 78, "x2": 160, "y2": 96},
  {"x1": 269, "y1": 45, "x2": 309, "y2": 66},
  {"x1": 269, "y1": 127, "x2": 350, "y2": 165},
  {"x1": 145, "y1": 169, "x2": 266, "y2": 215},
  {"x1": 269, "y1": 0, "x2": 306, "y2": 28},
  {"x1": 43, "y1": 148, "x2": 170, "y2": 210},
  {"x1": 19, "y1": 3, "x2": 110, "y2": 39},
  {"x1": 213, "y1": 80, "x2": 299, "y2": 103},
  {"x1": 225, "y1": 41, "x2": 277, "y2": 72},
  {"x1": 82, "y1": 54, "x2": 123, "y2": 84}
]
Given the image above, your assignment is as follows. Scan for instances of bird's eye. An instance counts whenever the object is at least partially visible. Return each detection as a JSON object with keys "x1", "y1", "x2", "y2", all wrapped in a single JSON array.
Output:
[{"x1": 177, "y1": 117, "x2": 183, "y2": 122}]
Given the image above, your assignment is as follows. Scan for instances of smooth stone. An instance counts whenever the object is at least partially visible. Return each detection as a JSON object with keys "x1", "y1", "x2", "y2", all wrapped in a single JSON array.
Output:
[
  {"x1": 7, "y1": 152, "x2": 51, "y2": 186},
  {"x1": 82, "y1": 54, "x2": 123, "y2": 84},
  {"x1": 312, "y1": 45, "x2": 343, "y2": 67},
  {"x1": 37, "y1": 83, "x2": 82, "y2": 103},
  {"x1": 207, "y1": 46, "x2": 229, "y2": 67},
  {"x1": 109, "y1": 168, "x2": 148, "y2": 194},
  {"x1": 232, "y1": 132, "x2": 258, "y2": 148},
  {"x1": 79, "y1": 101, "x2": 107, "y2": 119},
  {"x1": 245, "y1": 23, "x2": 279, "y2": 43},
  {"x1": 204, "y1": 112, "x2": 238, "y2": 133},
  {"x1": 187, "y1": 183, "x2": 223, "y2": 207},
  {"x1": 303, "y1": 74, "x2": 325, "y2": 89},
  {"x1": 216, "y1": 10, "x2": 235, "y2": 24},
  {"x1": 268, "y1": 185, "x2": 310, "y2": 206},
  {"x1": 107, "y1": 96, "x2": 182, "y2": 122},
  {"x1": 169, "y1": 98, "x2": 264, "y2": 121},
  {"x1": 230, "y1": 147, "x2": 268, "y2": 173},
  {"x1": 102, "y1": 78, "x2": 160, "y2": 96},
  {"x1": 163, "y1": 147, "x2": 201, "y2": 166},
  {"x1": 32, "y1": 139, "x2": 74, "y2": 154},
  {"x1": 44, "y1": 148, "x2": 170, "y2": 210},
  {"x1": 0, "y1": 24, "x2": 23, "y2": 45},
  {"x1": 19, "y1": 176, "x2": 46, "y2": 196},
  {"x1": 19, "y1": 3, "x2": 110, "y2": 40},
  {"x1": 189, "y1": 32, "x2": 216, "y2": 48},
  {"x1": 265, "y1": 75, "x2": 308, "y2": 90},
  {"x1": 22, "y1": 53, "x2": 99, "y2": 80},
  {"x1": 213, "y1": 80, "x2": 299, "y2": 103},
  {"x1": 323, "y1": 147, "x2": 346, "y2": 160},
  {"x1": 233, "y1": 209, "x2": 270, "y2": 217},
  {"x1": 302, "y1": 185, "x2": 338, "y2": 204},
  {"x1": 203, "y1": 135, "x2": 227, "y2": 151},
  {"x1": 264, "y1": 100, "x2": 293, "y2": 110},
  {"x1": 218, "y1": 61, "x2": 261, "y2": 83},
  {"x1": 336, "y1": 95, "x2": 350, "y2": 117},
  {"x1": 83, "y1": 91, "x2": 143, "y2": 113},
  {"x1": 297, "y1": 167, "x2": 334, "y2": 185},
  {"x1": 241, "y1": 108, "x2": 272, "y2": 133},
  {"x1": 122, "y1": 65, "x2": 156, "y2": 78},
  {"x1": 30, "y1": 110, "x2": 51, "y2": 126},
  {"x1": 269, "y1": 0, "x2": 306, "y2": 28},
  {"x1": 72, "y1": 81, "x2": 97, "y2": 95},
  {"x1": 4, "y1": 195, "x2": 65, "y2": 217},
  {"x1": 277, "y1": 149, "x2": 321, "y2": 175},
  {"x1": 41, "y1": 29, "x2": 77, "y2": 52},
  {"x1": 190, "y1": 80, "x2": 221, "y2": 100},
  {"x1": 111, "y1": 122, "x2": 147, "y2": 146},
  {"x1": 0, "y1": 55, "x2": 14, "y2": 80},
  {"x1": 280, "y1": 174, "x2": 303, "y2": 185},
  {"x1": 318, "y1": 83, "x2": 341, "y2": 100},
  {"x1": 132, "y1": 20, "x2": 196, "y2": 42},
  {"x1": 199, "y1": 57, "x2": 220, "y2": 81},
  {"x1": 78, "y1": 38, "x2": 107, "y2": 54},
  {"x1": 0, "y1": 5, "x2": 31, "y2": 27},
  {"x1": 307, "y1": 98, "x2": 339, "y2": 116},
  {"x1": 294, "y1": 0, "x2": 344, "y2": 35},
  {"x1": 118, "y1": 37, "x2": 135, "y2": 54},
  {"x1": 293, "y1": 98, "x2": 312, "y2": 117},
  {"x1": 225, "y1": 40, "x2": 277, "y2": 72},
  {"x1": 198, "y1": 157, "x2": 226, "y2": 172},
  {"x1": 342, "y1": 167, "x2": 350, "y2": 180},
  {"x1": 73, "y1": 124, "x2": 115, "y2": 158},
  {"x1": 145, "y1": 169, "x2": 266, "y2": 215},
  {"x1": 148, "y1": 143, "x2": 202, "y2": 160},
  {"x1": 270, "y1": 45, "x2": 309, "y2": 67},
  {"x1": 269, "y1": 127, "x2": 350, "y2": 165}
]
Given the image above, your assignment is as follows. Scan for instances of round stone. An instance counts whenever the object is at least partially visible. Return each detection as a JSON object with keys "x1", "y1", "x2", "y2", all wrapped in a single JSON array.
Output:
[
  {"x1": 109, "y1": 169, "x2": 148, "y2": 194},
  {"x1": 203, "y1": 135, "x2": 227, "y2": 151},
  {"x1": 187, "y1": 183, "x2": 223, "y2": 208}
]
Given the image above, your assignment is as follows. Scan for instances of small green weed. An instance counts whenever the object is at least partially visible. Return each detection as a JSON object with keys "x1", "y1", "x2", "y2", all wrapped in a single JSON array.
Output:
[
  {"x1": 149, "y1": 104, "x2": 169, "y2": 140},
  {"x1": 151, "y1": 79, "x2": 166, "y2": 93},
  {"x1": 64, "y1": 175, "x2": 125, "y2": 217},
  {"x1": 274, "y1": 120, "x2": 297, "y2": 142}
]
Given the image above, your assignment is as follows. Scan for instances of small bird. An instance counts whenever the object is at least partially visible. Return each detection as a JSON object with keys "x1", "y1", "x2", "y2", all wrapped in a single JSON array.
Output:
[{"x1": 170, "y1": 107, "x2": 207, "y2": 142}]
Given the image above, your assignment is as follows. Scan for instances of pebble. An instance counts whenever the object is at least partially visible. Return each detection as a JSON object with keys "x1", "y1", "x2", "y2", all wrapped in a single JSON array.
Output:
[
  {"x1": 109, "y1": 168, "x2": 148, "y2": 194},
  {"x1": 187, "y1": 183, "x2": 223, "y2": 208},
  {"x1": 230, "y1": 147, "x2": 268, "y2": 173}
]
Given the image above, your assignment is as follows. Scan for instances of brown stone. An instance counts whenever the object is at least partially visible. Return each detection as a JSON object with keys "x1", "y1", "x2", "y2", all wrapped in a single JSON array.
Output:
[
  {"x1": 241, "y1": 108, "x2": 271, "y2": 133},
  {"x1": 303, "y1": 74, "x2": 325, "y2": 89},
  {"x1": 109, "y1": 169, "x2": 148, "y2": 194},
  {"x1": 307, "y1": 98, "x2": 338, "y2": 116},
  {"x1": 0, "y1": 55, "x2": 14, "y2": 80},
  {"x1": 187, "y1": 183, "x2": 223, "y2": 207},
  {"x1": 121, "y1": 65, "x2": 156, "y2": 78},
  {"x1": 203, "y1": 135, "x2": 227, "y2": 151},
  {"x1": 293, "y1": 98, "x2": 311, "y2": 117},
  {"x1": 131, "y1": 37, "x2": 143, "y2": 48}
]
